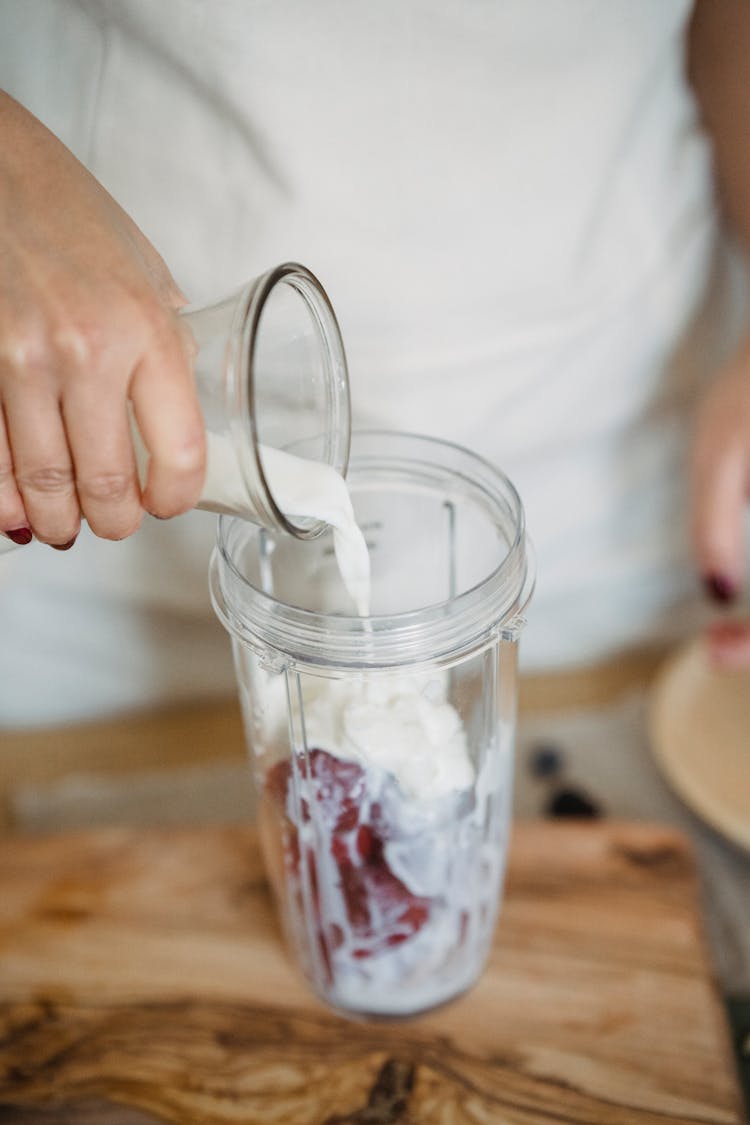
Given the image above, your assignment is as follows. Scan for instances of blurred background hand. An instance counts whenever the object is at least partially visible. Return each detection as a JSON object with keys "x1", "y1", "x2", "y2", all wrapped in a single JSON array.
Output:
[
  {"x1": 688, "y1": 0, "x2": 750, "y2": 668},
  {"x1": 691, "y1": 336, "x2": 750, "y2": 667}
]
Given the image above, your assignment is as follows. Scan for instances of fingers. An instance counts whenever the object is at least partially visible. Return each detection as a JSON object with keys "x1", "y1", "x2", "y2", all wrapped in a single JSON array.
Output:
[
  {"x1": 0, "y1": 300, "x2": 203, "y2": 544},
  {"x1": 0, "y1": 403, "x2": 31, "y2": 542},
  {"x1": 62, "y1": 370, "x2": 143, "y2": 542},
  {"x1": 691, "y1": 390, "x2": 748, "y2": 601},
  {"x1": 691, "y1": 440, "x2": 746, "y2": 598},
  {"x1": 2, "y1": 381, "x2": 81, "y2": 547},
  {"x1": 706, "y1": 619, "x2": 750, "y2": 668},
  {"x1": 65, "y1": 312, "x2": 200, "y2": 534},
  {"x1": 129, "y1": 314, "x2": 206, "y2": 519},
  {"x1": 692, "y1": 360, "x2": 750, "y2": 668}
]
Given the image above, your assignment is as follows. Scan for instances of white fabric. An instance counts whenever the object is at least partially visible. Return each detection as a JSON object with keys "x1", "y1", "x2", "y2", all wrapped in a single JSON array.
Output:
[{"x1": 0, "y1": 0, "x2": 745, "y2": 724}]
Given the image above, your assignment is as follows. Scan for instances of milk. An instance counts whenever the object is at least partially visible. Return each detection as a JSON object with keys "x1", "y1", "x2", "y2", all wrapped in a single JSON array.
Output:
[
  {"x1": 133, "y1": 418, "x2": 371, "y2": 616},
  {"x1": 256, "y1": 444, "x2": 371, "y2": 618}
]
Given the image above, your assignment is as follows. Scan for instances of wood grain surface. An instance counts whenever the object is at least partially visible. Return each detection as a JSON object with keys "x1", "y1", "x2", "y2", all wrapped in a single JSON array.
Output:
[{"x1": 0, "y1": 822, "x2": 742, "y2": 1124}]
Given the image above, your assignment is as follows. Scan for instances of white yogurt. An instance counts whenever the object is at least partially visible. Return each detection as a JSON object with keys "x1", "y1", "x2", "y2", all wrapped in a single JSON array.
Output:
[{"x1": 301, "y1": 673, "x2": 474, "y2": 803}]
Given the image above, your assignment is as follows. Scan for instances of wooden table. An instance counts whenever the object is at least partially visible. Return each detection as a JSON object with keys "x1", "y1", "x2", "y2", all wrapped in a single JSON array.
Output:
[{"x1": 0, "y1": 820, "x2": 742, "y2": 1124}]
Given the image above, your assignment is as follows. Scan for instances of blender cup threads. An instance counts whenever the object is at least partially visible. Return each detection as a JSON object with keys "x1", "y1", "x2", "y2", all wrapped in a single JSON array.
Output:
[{"x1": 210, "y1": 431, "x2": 534, "y2": 1017}]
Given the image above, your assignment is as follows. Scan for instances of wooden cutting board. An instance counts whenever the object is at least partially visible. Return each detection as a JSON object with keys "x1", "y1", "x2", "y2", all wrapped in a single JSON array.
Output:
[{"x1": 0, "y1": 821, "x2": 742, "y2": 1124}]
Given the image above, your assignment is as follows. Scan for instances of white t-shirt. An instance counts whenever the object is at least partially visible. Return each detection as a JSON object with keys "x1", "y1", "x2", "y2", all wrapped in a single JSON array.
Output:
[{"x1": 0, "y1": 0, "x2": 745, "y2": 724}]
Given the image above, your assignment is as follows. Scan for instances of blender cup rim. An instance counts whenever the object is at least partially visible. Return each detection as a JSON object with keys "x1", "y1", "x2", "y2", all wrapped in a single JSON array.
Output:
[{"x1": 210, "y1": 429, "x2": 534, "y2": 669}]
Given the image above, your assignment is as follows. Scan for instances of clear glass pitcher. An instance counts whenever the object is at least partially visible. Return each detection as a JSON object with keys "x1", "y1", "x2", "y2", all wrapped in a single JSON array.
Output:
[
  {"x1": 178, "y1": 261, "x2": 350, "y2": 538},
  {"x1": 210, "y1": 431, "x2": 534, "y2": 1018},
  {"x1": 1, "y1": 261, "x2": 350, "y2": 553}
]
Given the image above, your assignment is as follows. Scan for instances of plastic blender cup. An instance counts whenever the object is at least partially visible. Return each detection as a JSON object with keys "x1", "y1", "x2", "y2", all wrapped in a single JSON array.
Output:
[{"x1": 210, "y1": 431, "x2": 534, "y2": 1017}]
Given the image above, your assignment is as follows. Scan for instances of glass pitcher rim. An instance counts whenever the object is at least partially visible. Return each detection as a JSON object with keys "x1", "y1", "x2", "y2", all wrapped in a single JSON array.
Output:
[{"x1": 229, "y1": 261, "x2": 351, "y2": 540}]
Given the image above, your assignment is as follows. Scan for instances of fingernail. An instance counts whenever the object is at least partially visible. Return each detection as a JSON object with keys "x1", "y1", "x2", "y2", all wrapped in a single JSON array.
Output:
[
  {"x1": 703, "y1": 573, "x2": 738, "y2": 604},
  {"x1": 51, "y1": 537, "x2": 77, "y2": 552},
  {"x1": 5, "y1": 527, "x2": 33, "y2": 546}
]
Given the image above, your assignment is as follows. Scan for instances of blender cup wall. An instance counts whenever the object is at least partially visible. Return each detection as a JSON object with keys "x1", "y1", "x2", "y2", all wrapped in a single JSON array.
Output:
[{"x1": 211, "y1": 431, "x2": 534, "y2": 1018}]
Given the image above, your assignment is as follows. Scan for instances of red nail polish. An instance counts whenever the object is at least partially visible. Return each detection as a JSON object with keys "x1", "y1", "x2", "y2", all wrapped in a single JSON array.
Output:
[
  {"x1": 5, "y1": 527, "x2": 33, "y2": 546},
  {"x1": 703, "y1": 573, "x2": 738, "y2": 604},
  {"x1": 52, "y1": 537, "x2": 77, "y2": 552}
]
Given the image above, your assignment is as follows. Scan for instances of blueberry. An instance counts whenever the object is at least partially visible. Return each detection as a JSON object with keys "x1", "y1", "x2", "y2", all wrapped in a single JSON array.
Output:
[
  {"x1": 528, "y1": 743, "x2": 564, "y2": 779},
  {"x1": 545, "y1": 786, "x2": 602, "y2": 819}
]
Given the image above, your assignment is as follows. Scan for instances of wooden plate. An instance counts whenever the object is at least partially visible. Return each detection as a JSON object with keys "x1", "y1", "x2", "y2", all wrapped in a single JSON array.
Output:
[{"x1": 648, "y1": 638, "x2": 750, "y2": 853}]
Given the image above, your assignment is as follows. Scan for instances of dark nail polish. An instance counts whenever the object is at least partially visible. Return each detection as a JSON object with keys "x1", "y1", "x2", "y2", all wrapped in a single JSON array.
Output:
[
  {"x1": 52, "y1": 537, "x2": 77, "y2": 552},
  {"x1": 5, "y1": 527, "x2": 33, "y2": 546},
  {"x1": 703, "y1": 573, "x2": 737, "y2": 605}
]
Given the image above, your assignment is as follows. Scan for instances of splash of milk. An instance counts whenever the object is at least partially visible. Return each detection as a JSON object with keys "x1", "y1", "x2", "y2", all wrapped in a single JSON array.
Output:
[
  {"x1": 256, "y1": 444, "x2": 370, "y2": 618},
  {"x1": 203, "y1": 435, "x2": 370, "y2": 616},
  {"x1": 133, "y1": 417, "x2": 370, "y2": 616}
]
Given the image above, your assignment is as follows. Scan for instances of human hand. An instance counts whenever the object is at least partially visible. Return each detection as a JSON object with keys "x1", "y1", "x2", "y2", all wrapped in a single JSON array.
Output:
[
  {"x1": 691, "y1": 336, "x2": 750, "y2": 667},
  {"x1": 0, "y1": 92, "x2": 205, "y2": 550}
]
